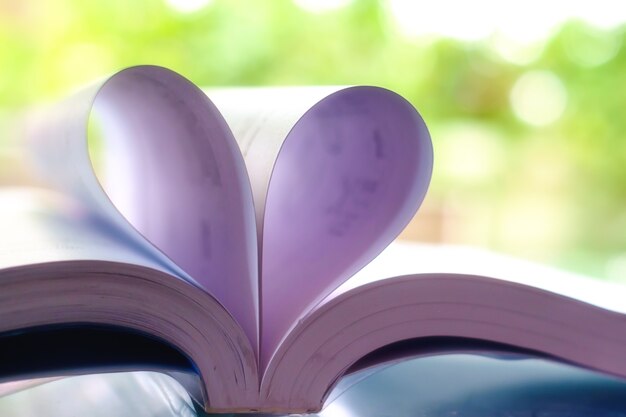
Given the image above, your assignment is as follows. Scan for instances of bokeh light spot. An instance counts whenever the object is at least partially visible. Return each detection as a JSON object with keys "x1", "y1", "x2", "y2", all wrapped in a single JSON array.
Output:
[{"x1": 510, "y1": 71, "x2": 567, "y2": 127}]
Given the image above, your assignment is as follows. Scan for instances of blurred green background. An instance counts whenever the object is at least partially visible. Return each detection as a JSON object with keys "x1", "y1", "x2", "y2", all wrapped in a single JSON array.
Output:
[{"x1": 0, "y1": 0, "x2": 625, "y2": 280}]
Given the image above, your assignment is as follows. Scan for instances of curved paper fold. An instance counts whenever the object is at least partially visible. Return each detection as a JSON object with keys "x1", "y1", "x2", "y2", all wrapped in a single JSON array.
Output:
[
  {"x1": 263, "y1": 273, "x2": 626, "y2": 411},
  {"x1": 22, "y1": 66, "x2": 258, "y2": 347},
  {"x1": 260, "y1": 86, "x2": 433, "y2": 367}
]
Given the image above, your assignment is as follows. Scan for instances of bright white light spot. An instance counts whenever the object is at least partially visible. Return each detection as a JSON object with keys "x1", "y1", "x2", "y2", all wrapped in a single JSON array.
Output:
[
  {"x1": 496, "y1": 3, "x2": 562, "y2": 44},
  {"x1": 573, "y1": 1, "x2": 626, "y2": 30},
  {"x1": 319, "y1": 401, "x2": 353, "y2": 417},
  {"x1": 387, "y1": 0, "x2": 493, "y2": 41},
  {"x1": 510, "y1": 71, "x2": 567, "y2": 127},
  {"x1": 164, "y1": 0, "x2": 213, "y2": 14},
  {"x1": 293, "y1": 0, "x2": 353, "y2": 13},
  {"x1": 386, "y1": 0, "x2": 626, "y2": 43}
]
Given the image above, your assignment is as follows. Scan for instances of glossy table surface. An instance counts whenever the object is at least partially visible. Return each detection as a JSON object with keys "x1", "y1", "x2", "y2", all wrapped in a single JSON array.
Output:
[{"x1": 1, "y1": 352, "x2": 626, "y2": 417}]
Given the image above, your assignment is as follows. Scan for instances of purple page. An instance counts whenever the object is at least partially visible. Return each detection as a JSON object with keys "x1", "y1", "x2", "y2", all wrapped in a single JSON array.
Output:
[
  {"x1": 21, "y1": 66, "x2": 259, "y2": 347},
  {"x1": 261, "y1": 243, "x2": 626, "y2": 411},
  {"x1": 259, "y1": 87, "x2": 433, "y2": 368}
]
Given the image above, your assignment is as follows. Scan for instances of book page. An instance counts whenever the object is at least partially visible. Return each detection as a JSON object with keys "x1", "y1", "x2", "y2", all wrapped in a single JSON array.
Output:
[
  {"x1": 0, "y1": 188, "x2": 184, "y2": 275},
  {"x1": 336, "y1": 241, "x2": 626, "y2": 314},
  {"x1": 15, "y1": 66, "x2": 259, "y2": 347},
  {"x1": 322, "y1": 353, "x2": 626, "y2": 417},
  {"x1": 0, "y1": 187, "x2": 260, "y2": 411},
  {"x1": 0, "y1": 372, "x2": 196, "y2": 417},
  {"x1": 262, "y1": 241, "x2": 626, "y2": 411},
  {"x1": 209, "y1": 87, "x2": 433, "y2": 367},
  {"x1": 206, "y1": 87, "x2": 339, "y2": 243}
]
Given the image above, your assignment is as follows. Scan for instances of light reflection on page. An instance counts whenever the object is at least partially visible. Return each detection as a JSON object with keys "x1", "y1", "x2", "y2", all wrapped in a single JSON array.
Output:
[
  {"x1": 0, "y1": 372, "x2": 195, "y2": 417},
  {"x1": 2, "y1": 353, "x2": 626, "y2": 417},
  {"x1": 319, "y1": 353, "x2": 626, "y2": 417}
]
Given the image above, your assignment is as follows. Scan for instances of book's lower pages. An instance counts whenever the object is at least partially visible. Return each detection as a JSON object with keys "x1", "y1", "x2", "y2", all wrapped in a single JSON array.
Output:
[
  {"x1": 0, "y1": 189, "x2": 259, "y2": 410},
  {"x1": 4, "y1": 351, "x2": 626, "y2": 417},
  {"x1": 260, "y1": 245, "x2": 626, "y2": 411},
  {"x1": 3, "y1": 203, "x2": 626, "y2": 413}
]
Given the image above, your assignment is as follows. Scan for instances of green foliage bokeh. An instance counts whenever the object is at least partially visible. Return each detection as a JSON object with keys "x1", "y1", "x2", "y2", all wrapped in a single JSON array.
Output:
[{"x1": 1, "y1": 0, "x2": 625, "y2": 280}]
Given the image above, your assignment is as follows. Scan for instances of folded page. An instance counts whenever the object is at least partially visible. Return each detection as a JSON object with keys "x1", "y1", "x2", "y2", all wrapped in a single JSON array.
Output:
[{"x1": 18, "y1": 66, "x2": 259, "y2": 347}]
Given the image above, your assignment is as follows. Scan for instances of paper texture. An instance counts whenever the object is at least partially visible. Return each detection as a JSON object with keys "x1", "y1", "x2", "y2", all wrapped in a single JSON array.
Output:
[
  {"x1": 19, "y1": 66, "x2": 259, "y2": 347},
  {"x1": 210, "y1": 86, "x2": 433, "y2": 366}
]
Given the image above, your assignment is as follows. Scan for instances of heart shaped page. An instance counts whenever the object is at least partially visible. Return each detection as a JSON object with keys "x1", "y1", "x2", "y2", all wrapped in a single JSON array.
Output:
[
  {"x1": 261, "y1": 86, "x2": 432, "y2": 367},
  {"x1": 23, "y1": 66, "x2": 258, "y2": 346}
]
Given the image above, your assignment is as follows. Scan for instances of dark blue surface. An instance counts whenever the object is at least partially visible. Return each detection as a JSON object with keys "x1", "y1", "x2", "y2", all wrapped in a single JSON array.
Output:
[{"x1": 3, "y1": 351, "x2": 626, "y2": 416}]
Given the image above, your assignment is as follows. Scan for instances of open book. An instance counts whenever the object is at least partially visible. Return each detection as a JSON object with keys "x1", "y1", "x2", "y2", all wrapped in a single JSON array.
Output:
[{"x1": 1, "y1": 65, "x2": 626, "y2": 413}]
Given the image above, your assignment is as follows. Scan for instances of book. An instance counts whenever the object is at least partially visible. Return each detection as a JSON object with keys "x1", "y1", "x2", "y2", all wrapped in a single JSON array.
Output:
[
  {"x1": 1, "y1": 64, "x2": 625, "y2": 413},
  {"x1": 4, "y1": 350, "x2": 626, "y2": 417}
]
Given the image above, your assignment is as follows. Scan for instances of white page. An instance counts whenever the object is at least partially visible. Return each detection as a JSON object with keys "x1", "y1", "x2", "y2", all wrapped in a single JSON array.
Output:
[
  {"x1": 338, "y1": 241, "x2": 626, "y2": 314},
  {"x1": 0, "y1": 188, "x2": 182, "y2": 275},
  {"x1": 205, "y1": 86, "x2": 338, "y2": 243}
]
